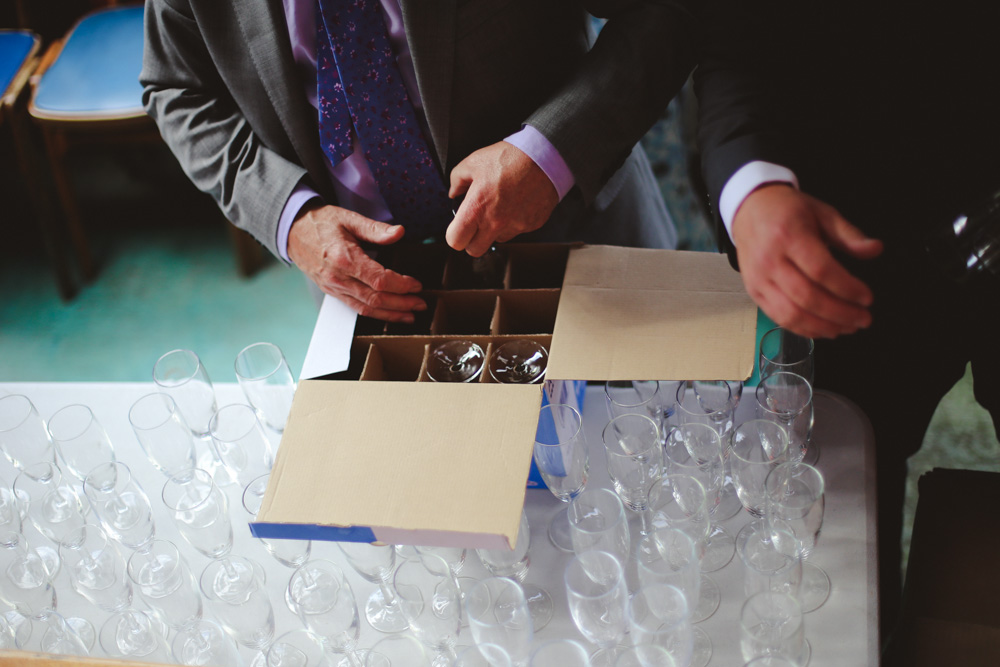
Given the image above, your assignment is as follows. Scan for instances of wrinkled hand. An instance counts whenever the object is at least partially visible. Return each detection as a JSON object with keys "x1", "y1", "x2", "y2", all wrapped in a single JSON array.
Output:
[
  {"x1": 732, "y1": 184, "x2": 884, "y2": 339},
  {"x1": 446, "y1": 142, "x2": 559, "y2": 257},
  {"x1": 287, "y1": 204, "x2": 425, "y2": 322}
]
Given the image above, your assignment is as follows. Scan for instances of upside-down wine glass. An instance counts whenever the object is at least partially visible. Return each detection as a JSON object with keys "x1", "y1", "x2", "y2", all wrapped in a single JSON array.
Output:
[
  {"x1": 425, "y1": 340, "x2": 485, "y2": 383},
  {"x1": 488, "y1": 339, "x2": 548, "y2": 384},
  {"x1": 533, "y1": 403, "x2": 588, "y2": 553}
]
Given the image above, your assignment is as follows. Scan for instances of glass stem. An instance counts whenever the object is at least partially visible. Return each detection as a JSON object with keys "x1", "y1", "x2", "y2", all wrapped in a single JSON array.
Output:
[{"x1": 638, "y1": 506, "x2": 655, "y2": 537}]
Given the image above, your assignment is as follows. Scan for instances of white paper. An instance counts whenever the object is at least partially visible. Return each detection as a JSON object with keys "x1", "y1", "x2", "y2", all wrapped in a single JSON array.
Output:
[{"x1": 300, "y1": 295, "x2": 358, "y2": 379}]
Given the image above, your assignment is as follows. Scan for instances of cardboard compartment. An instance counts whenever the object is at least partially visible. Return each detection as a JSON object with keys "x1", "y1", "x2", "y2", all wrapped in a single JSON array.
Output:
[
  {"x1": 506, "y1": 243, "x2": 571, "y2": 289},
  {"x1": 358, "y1": 339, "x2": 427, "y2": 381},
  {"x1": 381, "y1": 242, "x2": 448, "y2": 290},
  {"x1": 491, "y1": 290, "x2": 559, "y2": 335},
  {"x1": 429, "y1": 292, "x2": 497, "y2": 336},
  {"x1": 443, "y1": 247, "x2": 508, "y2": 289},
  {"x1": 480, "y1": 335, "x2": 552, "y2": 384},
  {"x1": 383, "y1": 294, "x2": 438, "y2": 336},
  {"x1": 416, "y1": 336, "x2": 495, "y2": 382}
]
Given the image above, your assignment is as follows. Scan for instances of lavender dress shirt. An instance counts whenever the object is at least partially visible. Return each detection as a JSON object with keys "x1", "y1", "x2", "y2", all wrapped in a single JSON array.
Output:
[{"x1": 278, "y1": 0, "x2": 575, "y2": 261}]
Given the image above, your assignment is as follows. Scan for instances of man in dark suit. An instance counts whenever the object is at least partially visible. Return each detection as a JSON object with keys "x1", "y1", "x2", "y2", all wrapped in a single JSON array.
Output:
[
  {"x1": 695, "y1": 0, "x2": 1000, "y2": 652},
  {"x1": 141, "y1": 0, "x2": 702, "y2": 321}
]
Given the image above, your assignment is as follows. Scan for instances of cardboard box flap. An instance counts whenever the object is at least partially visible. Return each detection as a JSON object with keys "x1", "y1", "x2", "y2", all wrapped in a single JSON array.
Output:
[
  {"x1": 253, "y1": 380, "x2": 542, "y2": 549},
  {"x1": 547, "y1": 246, "x2": 757, "y2": 381}
]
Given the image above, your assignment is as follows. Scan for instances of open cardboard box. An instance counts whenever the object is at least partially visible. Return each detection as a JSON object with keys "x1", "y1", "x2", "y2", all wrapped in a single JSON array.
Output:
[{"x1": 251, "y1": 245, "x2": 757, "y2": 551}]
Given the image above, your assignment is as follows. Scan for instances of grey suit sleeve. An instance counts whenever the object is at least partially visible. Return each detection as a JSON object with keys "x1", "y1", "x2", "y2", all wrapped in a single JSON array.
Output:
[
  {"x1": 140, "y1": 0, "x2": 307, "y2": 259},
  {"x1": 525, "y1": 0, "x2": 703, "y2": 205}
]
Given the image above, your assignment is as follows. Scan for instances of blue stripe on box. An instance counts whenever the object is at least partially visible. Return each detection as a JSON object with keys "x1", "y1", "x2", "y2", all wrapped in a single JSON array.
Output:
[{"x1": 249, "y1": 521, "x2": 376, "y2": 543}]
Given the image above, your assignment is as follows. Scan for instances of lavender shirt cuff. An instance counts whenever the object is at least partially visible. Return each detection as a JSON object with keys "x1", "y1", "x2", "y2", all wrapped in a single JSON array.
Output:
[
  {"x1": 719, "y1": 161, "x2": 799, "y2": 242},
  {"x1": 278, "y1": 183, "x2": 323, "y2": 264},
  {"x1": 503, "y1": 125, "x2": 575, "y2": 202}
]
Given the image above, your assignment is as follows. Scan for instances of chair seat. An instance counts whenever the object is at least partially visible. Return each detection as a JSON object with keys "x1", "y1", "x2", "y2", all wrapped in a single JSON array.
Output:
[
  {"x1": 0, "y1": 30, "x2": 38, "y2": 101},
  {"x1": 30, "y1": 5, "x2": 146, "y2": 121}
]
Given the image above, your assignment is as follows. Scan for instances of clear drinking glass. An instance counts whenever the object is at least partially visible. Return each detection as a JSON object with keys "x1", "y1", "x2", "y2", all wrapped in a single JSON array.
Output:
[
  {"x1": 46, "y1": 403, "x2": 115, "y2": 482},
  {"x1": 627, "y1": 583, "x2": 692, "y2": 667},
  {"x1": 243, "y1": 474, "x2": 312, "y2": 569},
  {"x1": 200, "y1": 555, "x2": 275, "y2": 652},
  {"x1": 83, "y1": 462, "x2": 156, "y2": 550},
  {"x1": 475, "y1": 508, "x2": 553, "y2": 631},
  {"x1": 605, "y1": 381, "x2": 675, "y2": 445},
  {"x1": 153, "y1": 348, "x2": 219, "y2": 438},
  {"x1": 663, "y1": 423, "x2": 735, "y2": 572},
  {"x1": 209, "y1": 404, "x2": 275, "y2": 487},
  {"x1": 336, "y1": 540, "x2": 407, "y2": 633},
  {"x1": 0, "y1": 394, "x2": 55, "y2": 471},
  {"x1": 127, "y1": 539, "x2": 203, "y2": 631},
  {"x1": 730, "y1": 420, "x2": 790, "y2": 518},
  {"x1": 0, "y1": 609, "x2": 31, "y2": 650},
  {"x1": 533, "y1": 403, "x2": 588, "y2": 552},
  {"x1": 739, "y1": 591, "x2": 810, "y2": 666},
  {"x1": 425, "y1": 340, "x2": 485, "y2": 382},
  {"x1": 267, "y1": 629, "x2": 331, "y2": 667},
  {"x1": 286, "y1": 559, "x2": 366, "y2": 665},
  {"x1": 0, "y1": 526, "x2": 56, "y2": 619},
  {"x1": 99, "y1": 608, "x2": 173, "y2": 663},
  {"x1": 466, "y1": 577, "x2": 533, "y2": 666},
  {"x1": 393, "y1": 552, "x2": 463, "y2": 666},
  {"x1": 366, "y1": 634, "x2": 432, "y2": 667},
  {"x1": 755, "y1": 373, "x2": 815, "y2": 464},
  {"x1": 38, "y1": 609, "x2": 95, "y2": 657},
  {"x1": 162, "y1": 467, "x2": 233, "y2": 560},
  {"x1": 567, "y1": 487, "x2": 631, "y2": 564},
  {"x1": 614, "y1": 644, "x2": 677, "y2": 667},
  {"x1": 758, "y1": 327, "x2": 815, "y2": 384},
  {"x1": 172, "y1": 618, "x2": 244, "y2": 667},
  {"x1": 764, "y1": 462, "x2": 830, "y2": 613},
  {"x1": 235, "y1": 342, "x2": 296, "y2": 433},
  {"x1": 13, "y1": 461, "x2": 90, "y2": 547},
  {"x1": 488, "y1": 340, "x2": 548, "y2": 384},
  {"x1": 602, "y1": 413, "x2": 663, "y2": 537},
  {"x1": 454, "y1": 643, "x2": 513, "y2": 667},
  {"x1": 636, "y1": 527, "x2": 718, "y2": 651},
  {"x1": 736, "y1": 521, "x2": 803, "y2": 600},
  {"x1": 564, "y1": 549, "x2": 629, "y2": 667},
  {"x1": 676, "y1": 380, "x2": 737, "y2": 443},
  {"x1": 128, "y1": 392, "x2": 198, "y2": 476},
  {"x1": 59, "y1": 524, "x2": 133, "y2": 612},
  {"x1": 529, "y1": 639, "x2": 591, "y2": 666}
]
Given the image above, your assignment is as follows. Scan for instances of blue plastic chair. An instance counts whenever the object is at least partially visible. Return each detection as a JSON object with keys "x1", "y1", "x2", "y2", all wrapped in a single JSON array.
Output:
[{"x1": 26, "y1": 3, "x2": 159, "y2": 283}]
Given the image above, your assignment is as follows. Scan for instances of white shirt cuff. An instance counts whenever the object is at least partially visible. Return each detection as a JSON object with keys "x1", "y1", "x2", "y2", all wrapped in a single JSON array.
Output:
[
  {"x1": 278, "y1": 184, "x2": 323, "y2": 264},
  {"x1": 719, "y1": 161, "x2": 799, "y2": 242}
]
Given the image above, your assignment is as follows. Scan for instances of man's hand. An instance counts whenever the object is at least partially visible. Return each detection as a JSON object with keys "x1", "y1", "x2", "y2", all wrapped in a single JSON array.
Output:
[
  {"x1": 287, "y1": 204, "x2": 425, "y2": 322},
  {"x1": 446, "y1": 142, "x2": 559, "y2": 257},
  {"x1": 732, "y1": 184, "x2": 884, "y2": 339}
]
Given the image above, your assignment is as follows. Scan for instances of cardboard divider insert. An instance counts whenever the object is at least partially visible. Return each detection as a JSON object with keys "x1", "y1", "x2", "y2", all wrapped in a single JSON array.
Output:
[
  {"x1": 358, "y1": 339, "x2": 428, "y2": 381},
  {"x1": 491, "y1": 290, "x2": 560, "y2": 335},
  {"x1": 429, "y1": 291, "x2": 497, "y2": 335}
]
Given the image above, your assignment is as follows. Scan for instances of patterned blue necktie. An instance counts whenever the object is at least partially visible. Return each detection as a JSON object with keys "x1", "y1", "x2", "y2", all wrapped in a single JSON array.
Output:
[{"x1": 316, "y1": 0, "x2": 453, "y2": 238}]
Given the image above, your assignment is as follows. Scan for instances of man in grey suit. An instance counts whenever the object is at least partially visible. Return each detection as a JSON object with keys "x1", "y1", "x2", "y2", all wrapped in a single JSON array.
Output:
[{"x1": 141, "y1": 0, "x2": 701, "y2": 322}]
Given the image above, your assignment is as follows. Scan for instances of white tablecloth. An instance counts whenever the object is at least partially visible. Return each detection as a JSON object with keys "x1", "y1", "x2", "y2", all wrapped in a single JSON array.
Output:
[{"x1": 0, "y1": 382, "x2": 878, "y2": 666}]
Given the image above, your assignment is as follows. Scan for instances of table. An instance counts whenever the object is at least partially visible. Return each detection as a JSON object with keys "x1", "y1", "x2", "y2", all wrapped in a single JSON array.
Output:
[{"x1": 0, "y1": 382, "x2": 878, "y2": 666}]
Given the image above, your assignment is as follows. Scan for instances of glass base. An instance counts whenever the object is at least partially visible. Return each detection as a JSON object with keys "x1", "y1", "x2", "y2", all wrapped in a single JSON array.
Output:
[
  {"x1": 693, "y1": 574, "x2": 721, "y2": 623},
  {"x1": 547, "y1": 506, "x2": 574, "y2": 553},
  {"x1": 700, "y1": 524, "x2": 735, "y2": 573},
  {"x1": 801, "y1": 562, "x2": 831, "y2": 613},
  {"x1": 36, "y1": 544, "x2": 61, "y2": 580},
  {"x1": 3, "y1": 611, "x2": 32, "y2": 649},
  {"x1": 691, "y1": 626, "x2": 713, "y2": 667},
  {"x1": 334, "y1": 649, "x2": 370, "y2": 667},
  {"x1": 66, "y1": 617, "x2": 96, "y2": 652},
  {"x1": 522, "y1": 583, "x2": 553, "y2": 631},
  {"x1": 589, "y1": 644, "x2": 629, "y2": 667},
  {"x1": 365, "y1": 588, "x2": 409, "y2": 633}
]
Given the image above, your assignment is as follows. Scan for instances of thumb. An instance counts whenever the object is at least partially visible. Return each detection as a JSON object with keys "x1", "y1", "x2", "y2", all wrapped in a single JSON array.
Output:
[
  {"x1": 449, "y1": 157, "x2": 474, "y2": 199},
  {"x1": 818, "y1": 207, "x2": 884, "y2": 260},
  {"x1": 342, "y1": 215, "x2": 406, "y2": 246}
]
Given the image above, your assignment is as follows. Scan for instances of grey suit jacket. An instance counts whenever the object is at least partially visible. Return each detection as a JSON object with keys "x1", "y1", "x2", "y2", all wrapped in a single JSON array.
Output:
[{"x1": 140, "y1": 0, "x2": 701, "y2": 258}]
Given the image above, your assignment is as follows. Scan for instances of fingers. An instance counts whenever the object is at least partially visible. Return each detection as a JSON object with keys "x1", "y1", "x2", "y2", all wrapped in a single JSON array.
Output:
[
  {"x1": 817, "y1": 205, "x2": 885, "y2": 260},
  {"x1": 333, "y1": 287, "x2": 427, "y2": 323},
  {"x1": 785, "y1": 232, "x2": 875, "y2": 308},
  {"x1": 445, "y1": 192, "x2": 482, "y2": 252},
  {"x1": 767, "y1": 254, "x2": 872, "y2": 336},
  {"x1": 341, "y1": 215, "x2": 406, "y2": 246}
]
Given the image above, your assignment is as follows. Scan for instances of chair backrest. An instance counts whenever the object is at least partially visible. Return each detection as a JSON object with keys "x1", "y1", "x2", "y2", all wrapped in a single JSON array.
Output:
[
  {"x1": 28, "y1": 4, "x2": 146, "y2": 122},
  {"x1": 0, "y1": 29, "x2": 40, "y2": 109}
]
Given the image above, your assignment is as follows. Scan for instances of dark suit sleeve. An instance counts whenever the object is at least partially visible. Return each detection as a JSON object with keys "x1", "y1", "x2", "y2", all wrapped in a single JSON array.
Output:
[
  {"x1": 694, "y1": 0, "x2": 795, "y2": 260},
  {"x1": 524, "y1": 0, "x2": 704, "y2": 206},
  {"x1": 140, "y1": 0, "x2": 309, "y2": 260}
]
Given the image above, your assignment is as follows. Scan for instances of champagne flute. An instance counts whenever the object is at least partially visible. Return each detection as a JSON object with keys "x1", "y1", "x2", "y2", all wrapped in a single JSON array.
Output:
[
  {"x1": 564, "y1": 549, "x2": 629, "y2": 667},
  {"x1": 465, "y1": 577, "x2": 533, "y2": 666},
  {"x1": 533, "y1": 403, "x2": 588, "y2": 552},
  {"x1": 602, "y1": 413, "x2": 663, "y2": 538},
  {"x1": 46, "y1": 403, "x2": 115, "y2": 482},
  {"x1": 234, "y1": 341, "x2": 296, "y2": 433},
  {"x1": 337, "y1": 540, "x2": 408, "y2": 633},
  {"x1": 755, "y1": 372, "x2": 815, "y2": 465},
  {"x1": 0, "y1": 394, "x2": 55, "y2": 471}
]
